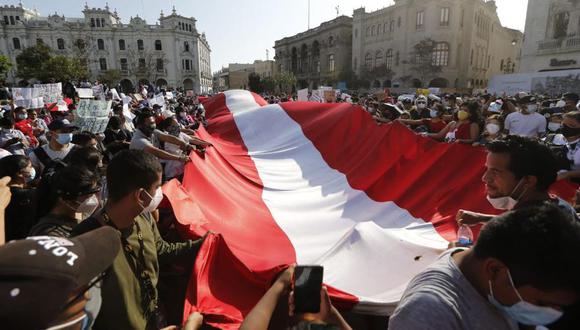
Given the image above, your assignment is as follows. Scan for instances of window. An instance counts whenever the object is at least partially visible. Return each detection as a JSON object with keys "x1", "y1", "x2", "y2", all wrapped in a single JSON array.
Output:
[
  {"x1": 36, "y1": 38, "x2": 43, "y2": 45},
  {"x1": 383, "y1": 23, "x2": 388, "y2": 34},
  {"x1": 500, "y1": 59, "x2": 504, "y2": 71},
  {"x1": 184, "y1": 41, "x2": 190, "y2": 52},
  {"x1": 3, "y1": 16, "x2": 8, "y2": 25},
  {"x1": 365, "y1": 53, "x2": 373, "y2": 69},
  {"x1": 396, "y1": 51, "x2": 400, "y2": 66},
  {"x1": 96, "y1": 18, "x2": 101, "y2": 27},
  {"x1": 315, "y1": 60, "x2": 320, "y2": 73},
  {"x1": 15, "y1": 16, "x2": 19, "y2": 21},
  {"x1": 12, "y1": 38, "x2": 20, "y2": 50},
  {"x1": 416, "y1": 11, "x2": 424, "y2": 29},
  {"x1": 90, "y1": 18, "x2": 95, "y2": 27},
  {"x1": 101, "y1": 18, "x2": 105, "y2": 27},
  {"x1": 99, "y1": 58, "x2": 107, "y2": 71},
  {"x1": 120, "y1": 58, "x2": 128, "y2": 71},
  {"x1": 440, "y1": 8, "x2": 450, "y2": 26},
  {"x1": 390, "y1": 20, "x2": 395, "y2": 32},
  {"x1": 375, "y1": 51, "x2": 384, "y2": 68},
  {"x1": 386, "y1": 49, "x2": 393, "y2": 70},
  {"x1": 138, "y1": 58, "x2": 146, "y2": 69},
  {"x1": 328, "y1": 54, "x2": 335, "y2": 72},
  {"x1": 97, "y1": 39, "x2": 104, "y2": 50},
  {"x1": 377, "y1": 24, "x2": 381, "y2": 34},
  {"x1": 185, "y1": 59, "x2": 191, "y2": 71},
  {"x1": 118, "y1": 39, "x2": 126, "y2": 50},
  {"x1": 57, "y1": 38, "x2": 65, "y2": 50},
  {"x1": 9, "y1": 16, "x2": 15, "y2": 25},
  {"x1": 156, "y1": 58, "x2": 164, "y2": 72},
  {"x1": 328, "y1": 36, "x2": 334, "y2": 47},
  {"x1": 432, "y1": 42, "x2": 449, "y2": 66},
  {"x1": 137, "y1": 39, "x2": 144, "y2": 51},
  {"x1": 154, "y1": 40, "x2": 162, "y2": 51}
]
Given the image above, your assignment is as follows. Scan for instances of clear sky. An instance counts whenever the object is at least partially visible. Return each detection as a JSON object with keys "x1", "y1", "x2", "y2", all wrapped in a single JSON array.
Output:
[{"x1": 4, "y1": 0, "x2": 529, "y2": 72}]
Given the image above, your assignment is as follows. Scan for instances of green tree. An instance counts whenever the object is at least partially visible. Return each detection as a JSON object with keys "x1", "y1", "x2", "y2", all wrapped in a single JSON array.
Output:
[
  {"x1": 0, "y1": 55, "x2": 13, "y2": 79},
  {"x1": 275, "y1": 72, "x2": 297, "y2": 93},
  {"x1": 247, "y1": 72, "x2": 263, "y2": 93},
  {"x1": 262, "y1": 76, "x2": 277, "y2": 93},
  {"x1": 98, "y1": 69, "x2": 121, "y2": 86},
  {"x1": 37, "y1": 56, "x2": 88, "y2": 83},
  {"x1": 16, "y1": 43, "x2": 52, "y2": 81},
  {"x1": 408, "y1": 38, "x2": 442, "y2": 87}
]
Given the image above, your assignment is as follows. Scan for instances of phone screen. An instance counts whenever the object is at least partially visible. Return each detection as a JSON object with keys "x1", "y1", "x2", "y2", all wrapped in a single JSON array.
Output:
[{"x1": 293, "y1": 265, "x2": 324, "y2": 314}]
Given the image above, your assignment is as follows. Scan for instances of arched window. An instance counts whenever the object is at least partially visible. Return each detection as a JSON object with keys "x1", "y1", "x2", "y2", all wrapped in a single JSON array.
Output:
[
  {"x1": 365, "y1": 53, "x2": 373, "y2": 69},
  {"x1": 137, "y1": 39, "x2": 144, "y2": 51},
  {"x1": 12, "y1": 37, "x2": 20, "y2": 50},
  {"x1": 184, "y1": 41, "x2": 190, "y2": 52},
  {"x1": 386, "y1": 49, "x2": 393, "y2": 70},
  {"x1": 375, "y1": 50, "x2": 384, "y2": 68},
  {"x1": 97, "y1": 39, "x2": 104, "y2": 50},
  {"x1": 57, "y1": 38, "x2": 65, "y2": 50},
  {"x1": 328, "y1": 54, "x2": 335, "y2": 72},
  {"x1": 154, "y1": 40, "x2": 162, "y2": 51},
  {"x1": 432, "y1": 42, "x2": 450, "y2": 66},
  {"x1": 328, "y1": 36, "x2": 334, "y2": 47},
  {"x1": 119, "y1": 39, "x2": 126, "y2": 50}
]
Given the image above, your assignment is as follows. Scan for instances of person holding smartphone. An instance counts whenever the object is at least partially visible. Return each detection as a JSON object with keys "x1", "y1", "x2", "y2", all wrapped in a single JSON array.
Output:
[{"x1": 240, "y1": 265, "x2": 352, "y2": 330}]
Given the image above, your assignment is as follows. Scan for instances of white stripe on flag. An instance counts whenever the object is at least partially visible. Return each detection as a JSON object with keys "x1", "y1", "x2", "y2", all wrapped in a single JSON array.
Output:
[{"x1": 224, "y1": 90, "x2": 448, "y2": 312}]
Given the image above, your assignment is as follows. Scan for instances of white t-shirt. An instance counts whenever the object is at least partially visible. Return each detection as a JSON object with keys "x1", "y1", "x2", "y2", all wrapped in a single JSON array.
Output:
[
  {"x1": 28, "y1": 143, "x2": 75, "y2": 173},
  {"x1": 504, "y1": 112, "x2": 546, "y2": 137}
]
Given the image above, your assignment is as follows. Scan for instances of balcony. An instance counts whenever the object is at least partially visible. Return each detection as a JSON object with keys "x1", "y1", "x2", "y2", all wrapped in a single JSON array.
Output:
[{"x1": 538, "y1": 36, "x2": 580, "y2": 54}]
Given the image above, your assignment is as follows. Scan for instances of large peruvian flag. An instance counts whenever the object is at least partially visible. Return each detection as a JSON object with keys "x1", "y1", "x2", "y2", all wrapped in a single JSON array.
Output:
[{"x1": 163, "y1": 90, "x2": 578, "y2": 329}]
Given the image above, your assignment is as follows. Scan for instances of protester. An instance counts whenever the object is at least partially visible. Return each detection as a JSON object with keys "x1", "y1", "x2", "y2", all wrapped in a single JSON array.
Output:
[
  {"x1": 13, "y1": 106, "x2": 38, "y2": 147},
  {"x1": 398, "y1": 104, "x2": 448, "y2": 133},
  {"x1": 27, "y1": 108, "x2": 49, "y2": 145},
  {"x1": 504, "y1": 96, "x2": 546, "y2": 138},
  {"x1": 72, "y1": 150, "x2": 207, "y2": 330},
  {"x1": 552, "y1": 111, "x2": 580, "y2": 183},
  {"x1": 0, "y1": 155, "x2": 37, "y2": 241},
  {"x1": 28, "y1": 119, "x2": 77, "y2": 173},
  {"x1": 389, "y1": 204, "x2": 580, "y2": 329},
  {"x1": 0, "y1": 226, "x2": 121, "y2": 330},
  {"x1": 72, "y1": 131, "x2": 99, "y2": 149},
  {"x1": 30, "y1": 166, "x2": 100, "y2": 237},
  {"x1": 457, "y1": 136, "x2": 576, "y2": 226},
  {"x1": 474, "y1": 115, "x2": 505, "y2": 146},
  {"x1": 432, "y1": 101, "x2": 482, "y2": 144},
  {"x1": 0, "y1": 117, "x2": 30, "y2": 155}
]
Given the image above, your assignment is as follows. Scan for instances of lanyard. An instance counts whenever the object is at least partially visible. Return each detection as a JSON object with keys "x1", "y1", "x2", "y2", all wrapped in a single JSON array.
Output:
[{"x1": 102, "y1": 211, "x2": 158, "y2": 320}]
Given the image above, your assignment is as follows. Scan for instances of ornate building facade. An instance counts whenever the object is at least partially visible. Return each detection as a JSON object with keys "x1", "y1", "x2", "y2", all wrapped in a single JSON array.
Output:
[
  {"x1": 352, "y1": 0, "x2": 523, "y2": 90},
  {"x1": 0, "y1": 3, "x2": 212, "y2": 93},
  {"x1": 520, "y1": 0, "x2": 580, "y2": 72},
  {"x1": 274, "y1": 16, "x2": 352, "y2": 89}
]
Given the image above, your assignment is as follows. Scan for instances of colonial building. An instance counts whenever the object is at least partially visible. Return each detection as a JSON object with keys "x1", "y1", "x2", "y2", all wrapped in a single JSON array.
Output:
[
  {"x1": 0, "y1": 3, "x2": 212, "y2": 93},
  {"x1": 352, "y1": 0, "x2": 523, "y2": 89},
  {"x1": 520, "y1": 0, "x2": 580, "y2": 72},
  {"x1": 274, "y1": 16, "x2": 352, "y2": 89},
  {"x1": 212, "y1": 60, "x2": 275, "y2": 92}
]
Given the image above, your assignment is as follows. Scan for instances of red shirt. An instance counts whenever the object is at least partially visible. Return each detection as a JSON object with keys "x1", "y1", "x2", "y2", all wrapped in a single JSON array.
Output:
[
  {"x1": 422, "y1": 119, "x2": 447, "y2": 133},
  {"x1": 14, "y1": 119, "x2": 38, "y2": 147},
  {"x1": 455, "y1": 122, "x2": 472, "y2": 140}
]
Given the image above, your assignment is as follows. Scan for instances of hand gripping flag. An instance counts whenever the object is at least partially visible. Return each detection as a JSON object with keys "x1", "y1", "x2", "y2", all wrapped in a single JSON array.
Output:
[{"x1": 163, "y1": 90, "x2": 578, "y2": 329}]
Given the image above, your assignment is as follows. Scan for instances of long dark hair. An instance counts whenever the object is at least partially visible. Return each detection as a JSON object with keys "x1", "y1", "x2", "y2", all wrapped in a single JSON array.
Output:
[{"x1": 463, "y1": 100, "x2": 485, "y2": 130}]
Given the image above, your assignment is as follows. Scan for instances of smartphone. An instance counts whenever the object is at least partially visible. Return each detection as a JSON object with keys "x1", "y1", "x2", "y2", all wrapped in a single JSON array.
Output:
[{"x1": 293, "y1": 265, "x2": 324, "y2": 314}]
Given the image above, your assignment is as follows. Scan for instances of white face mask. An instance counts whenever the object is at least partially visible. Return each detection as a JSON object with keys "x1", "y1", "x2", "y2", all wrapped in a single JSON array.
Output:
[
  {"x1": 548, "y1": 122, "x2": 561, "y2": 132},
  {"x1": 488, "y1": 270, "x2": 563, "y2": 325},
  {"x1": 486, "y1": 179, "x2": 527, "y2": 210},
  {"x1": 140, "y1": 187, "x2": 163, "y2": 214},
  {"x1": 77, "y1": 195, "x2": 100, "y2": 216},
  {"x1": 417, "y1": 103, "x2": 426, "y2": 109},
  {"x1": 526, "y1": 104, "x2": 538, "y2": 113},
  {"x1": 430, "y1": 109, "x2": 439, "y2": 118},
  {"x1": 486, "y1": 123, "x2": 501, "y2": 135}
]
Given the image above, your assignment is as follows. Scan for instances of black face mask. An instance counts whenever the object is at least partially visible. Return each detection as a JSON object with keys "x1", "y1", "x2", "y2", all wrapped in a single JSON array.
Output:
[
  {"x1": 561, "y1": 124, "x2": 580, "y2": 138},
  {"x1": 140, "y1": 124, "x2": 156, "y2": 136}
]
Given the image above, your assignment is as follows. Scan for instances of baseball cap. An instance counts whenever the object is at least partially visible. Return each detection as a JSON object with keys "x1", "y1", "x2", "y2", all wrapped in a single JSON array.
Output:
[
  {"x1": 47, "y1": 119, "x2": 79, "y2": 132},
  {"x1": 517, "y1": 95, "x2": 537, "y2": 105},
  {"x1": 0, "y1": 227, "x2": 121, "y2": 329}
]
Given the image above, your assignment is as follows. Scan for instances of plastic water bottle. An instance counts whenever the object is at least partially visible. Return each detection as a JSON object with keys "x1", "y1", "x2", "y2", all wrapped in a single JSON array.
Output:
[{"x1": 457, "y1": 224, "x2": 474, "y2": 246}]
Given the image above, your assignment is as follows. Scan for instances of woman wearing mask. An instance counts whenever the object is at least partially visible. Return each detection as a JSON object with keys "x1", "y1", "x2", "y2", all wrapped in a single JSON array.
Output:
[
  {"x1": 0, "y1": 155, "x2": 37, "y2": 241},
  {"x1": 398, "y1": 104, "x2": 448, "y2": 134},
  {"x1": 29, "y1": 166, "x2": 100, "y2": 237},
  {"x1": 546, "y1": 113, "x2": 563, "y2": 134},
  {"x1": 555, "y1": 111, "x2": 580, "y2": 183},
  {"x1": 432, "y1": 101, "x2": 482, "y2": 144},
  {"x1": 473, "y1": 115, "x2": 504, "y2": 146}
]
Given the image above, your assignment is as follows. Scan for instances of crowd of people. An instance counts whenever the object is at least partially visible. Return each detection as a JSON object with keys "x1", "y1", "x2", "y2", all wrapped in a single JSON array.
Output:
[{"x1": 0, "y1": 83, "x2": 579, "y2": 330}]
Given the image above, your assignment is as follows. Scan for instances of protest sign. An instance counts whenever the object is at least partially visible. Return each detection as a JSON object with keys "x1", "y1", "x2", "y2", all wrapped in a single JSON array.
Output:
[
  {"x1": 92, "y1": 84, "x2": 105, "y2": 100},
  {"x1": 165, "y1": 91, "x2": 174, "y2": 100},
  {"x1": 12, "y1": 88, "x2": 33, "y2": 108},
  {"x1": 31, "y1": 97, "x2": 43, "y2": 109},
  {"x1": 110, "y1": 88, "x2": 121, "y2": 101},
  {"x1": 297, "y1": 88, "x2": 309, "y2": 101},
  {"x1": 133, "y1": 93, "x2": 143, "y2": 101},
  {"x1": 33, "y1": 83, "x2": 62, "y2": 104},
  {"x1": 310, "y1": 90, "x2": 323, "y2": 103},
  {"x1": 76, "y1": 88, "x2": 93, "y2": 99},
  {"x1": 74, "y1": 99, "x2": 111, "y2": 134}
]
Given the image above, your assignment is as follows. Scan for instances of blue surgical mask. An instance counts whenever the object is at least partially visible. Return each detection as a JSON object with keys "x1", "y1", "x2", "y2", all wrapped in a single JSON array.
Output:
[
  {"x1": 430, "y1": 109, "x2": 439, "y2": 118},
  {"x1": 56, "y1": 133, "x2": 73, "y2": 145},
  {"x1": 488, "y1": 269, "x2": 563, "y2": 325}
]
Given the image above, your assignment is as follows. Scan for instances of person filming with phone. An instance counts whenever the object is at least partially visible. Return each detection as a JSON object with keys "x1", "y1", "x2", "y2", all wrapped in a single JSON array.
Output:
[{"x1": 241, "y1": 265, "x2": 352, "y2": 330}]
